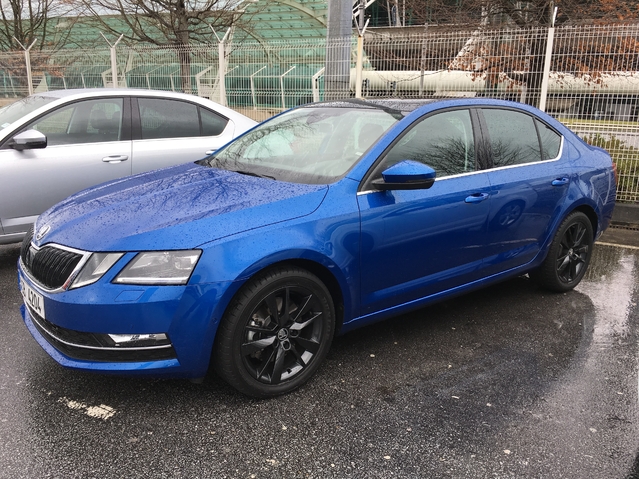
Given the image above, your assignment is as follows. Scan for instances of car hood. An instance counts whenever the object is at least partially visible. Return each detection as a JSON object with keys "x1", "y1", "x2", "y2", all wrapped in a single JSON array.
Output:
[{"x1": 34, "y1": 163, "x2": 328, "y2": 251}]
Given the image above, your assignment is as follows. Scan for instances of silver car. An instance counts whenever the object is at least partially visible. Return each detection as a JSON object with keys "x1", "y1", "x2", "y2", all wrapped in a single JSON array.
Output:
[{"x1": 0, "y1": 89, "x2": 257, "y2": 244}]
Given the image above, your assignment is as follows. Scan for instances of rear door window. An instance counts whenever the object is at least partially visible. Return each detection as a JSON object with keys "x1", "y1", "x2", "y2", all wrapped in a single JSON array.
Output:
[
  {"x1": 139, "y1": 98, "x2": 199, "y2": 140},
  {"x1": 138, "y1": 98, "x2": 229, "y2": 140},
  {"x1": 481, "y1": 109, "x2": 541, "y2": 167}
]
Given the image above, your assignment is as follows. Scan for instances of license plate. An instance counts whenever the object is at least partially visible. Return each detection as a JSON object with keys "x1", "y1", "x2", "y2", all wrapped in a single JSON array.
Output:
[{"x1": 21, "y1": 277, "x2": 46, "y2": 319}]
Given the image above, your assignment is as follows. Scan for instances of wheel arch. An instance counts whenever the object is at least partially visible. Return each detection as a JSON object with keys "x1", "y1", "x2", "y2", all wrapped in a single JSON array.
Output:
[
  {"x1": 531, "y1": 200, "x2": 600, "y2": 271},
  {"x1": 571, "y1": 203, "x2": 599, "y2": 240},
  {"x1": 210, "y1": 258, "x2": 342, "y2": 397},
  {"x1": 222, "y1": 253, "x2": 351, "y2": 336},
  {"x1": 529, "y1": 205, "x2": 596, "y2": 292},
  {"x1": 280, "y1": 258, "x2": 346, "y2": 334}
]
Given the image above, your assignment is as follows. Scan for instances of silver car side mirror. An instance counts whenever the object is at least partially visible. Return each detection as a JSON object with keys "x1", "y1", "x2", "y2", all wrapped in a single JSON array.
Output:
[{"x1": 11, "y1": 129, "x2": 47, "y2": 151}]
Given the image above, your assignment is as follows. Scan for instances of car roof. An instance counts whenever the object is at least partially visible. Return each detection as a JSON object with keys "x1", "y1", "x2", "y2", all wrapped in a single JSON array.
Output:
[
  {"x1": 303, "y1": 98, "x2": 438, "y2": 114},
  {"x1": 32, "y1": 88, "x2": 205, "y2": 101},
  {"x1": 298, "y1": 97, "x2": 559, "y2": 124},
  {"x1": 26, "y1": 88, "x2": 257, "y2": 125}
]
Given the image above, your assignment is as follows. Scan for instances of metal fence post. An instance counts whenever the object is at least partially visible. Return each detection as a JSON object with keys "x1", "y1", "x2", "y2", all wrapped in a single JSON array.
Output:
[
  {"x1": 419, "y1": 24, "x2": 429, "y2": 97},
  {"x1": 355, "y1": 1, "x2": 369, "y2": 99},
  {"x1": 250, "y1": 66, "x2": 267, "y2": 109},
  {"x1": 218, "y1": 41, "x2": 227, "y2": 106},
  {"x1": 101, "y1": 33, "x2": 124, "y2": 88},
  {"x1": 355, "y1": 19, "x2": 369, "y2": 99},
  {"x1": 212, "y1": 27, "x2": 232, "y2": 107},
  {"x1": 312, "y1": 67, "x2": 325, "y2": 102},
  {"x1": 14, "y1": 38, "x2": 37, "y2": 95},
  {"x1": 539, "y1": 8, "x2": 558, "y2": 112},
  {"x1": 279, "y1": 66, "x2": 296, "y2": 109},
  {"x1": 325, "y1": 0, "x2": 352, "y2": 100}
]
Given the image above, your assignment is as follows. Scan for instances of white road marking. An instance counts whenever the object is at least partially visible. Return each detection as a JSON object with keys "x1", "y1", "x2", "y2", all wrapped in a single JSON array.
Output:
[
  {"x1": 58, "y1": 397, "x2": 116, "y2": 420},
  {"x1": 596, "y1": 241, "x2": 639, "y2": 250}
]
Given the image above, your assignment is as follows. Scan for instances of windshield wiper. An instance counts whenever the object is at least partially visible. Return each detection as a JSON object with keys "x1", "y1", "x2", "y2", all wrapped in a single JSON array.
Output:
[
  {"x1": 196, "y1": 158, "x2": 276, "y2": 180},
  {"x1": 234, "y1": 170, "x2": 276, "y2": 180}
]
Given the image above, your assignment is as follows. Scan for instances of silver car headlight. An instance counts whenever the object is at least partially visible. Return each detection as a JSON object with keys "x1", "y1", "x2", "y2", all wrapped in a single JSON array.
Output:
[
  {"x1": 70, "y1": 253, "x2": 124, "y2": 289},
  {"x1": 113, "y1": 250, "x2": 202, "y2": 285}
]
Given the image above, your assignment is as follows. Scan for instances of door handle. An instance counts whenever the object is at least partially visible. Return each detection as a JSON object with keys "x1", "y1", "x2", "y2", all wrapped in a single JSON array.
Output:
[
  {"x1": 465, "y1": 193, "x2": 489, "y2": 204},
  {"x1": 551, "y1": 177, "x2": 569, "y2": 186},
  {"x1": 205, "y1": 149, "x2": 216, "y2": 156},
  {"x1": 102, "y1": 155, "x2": 129, "y2": 163}
]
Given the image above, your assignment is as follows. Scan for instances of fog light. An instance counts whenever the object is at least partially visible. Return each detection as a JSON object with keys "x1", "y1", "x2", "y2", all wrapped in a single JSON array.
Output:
[{"x1": 107, "y1": 333, "x2": 170, "y2": 348}]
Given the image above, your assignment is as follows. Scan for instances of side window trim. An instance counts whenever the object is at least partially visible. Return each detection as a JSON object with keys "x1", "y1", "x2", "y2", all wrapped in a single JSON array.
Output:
[
  {"x1": 534, "y1": 117, "x2": 564, "y2": 161},
  {"x1": 359, "y1": 107, "x2": 481, "y2": 192},
  {"x1": 131, "y1": 97, "x2": 141, "y2": 140},
  {"x1": 120, "y1": 97, "x2": 132, "y2": 142},
  {"x1": 474, "y1": 107, "x2": 490, "y2": 168},
  {"x1": 470, "y1": 107, "x2": 490, "y2": 170},
  {"x1": 197, "y1": 106, "x2": 203, "y2": 135}
]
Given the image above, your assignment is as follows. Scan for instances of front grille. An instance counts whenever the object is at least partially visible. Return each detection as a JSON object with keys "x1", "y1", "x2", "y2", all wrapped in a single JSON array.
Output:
[
  {"x1": 27, "y1": 307, "x2": 176, "y2": 363},
  {"x1": 21, "y1": 230, "x2": 83, "y2": 290}
]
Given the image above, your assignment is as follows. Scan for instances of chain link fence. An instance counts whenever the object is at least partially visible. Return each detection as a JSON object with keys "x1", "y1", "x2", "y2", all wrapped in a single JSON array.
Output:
[{"x1": 1, "y1": 23, "x2": 638, "y2": 201}]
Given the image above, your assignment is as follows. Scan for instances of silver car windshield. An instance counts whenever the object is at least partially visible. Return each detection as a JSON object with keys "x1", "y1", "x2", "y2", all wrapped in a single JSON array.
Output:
[
  {"x1": 205, "y1": 106, "x2": 400, "y2": 184},
  {"x1": 0, "y1": 96, "x2": 57, "y2": 130}
]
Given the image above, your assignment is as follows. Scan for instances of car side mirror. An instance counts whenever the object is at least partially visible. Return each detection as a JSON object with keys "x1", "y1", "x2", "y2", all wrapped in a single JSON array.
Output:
[
  {"x1": 372, "y1": 160, "x2": 436, "y2": 190},
  {"x1": 10, "y1": 129, "x2": 47, "y2": 151}
]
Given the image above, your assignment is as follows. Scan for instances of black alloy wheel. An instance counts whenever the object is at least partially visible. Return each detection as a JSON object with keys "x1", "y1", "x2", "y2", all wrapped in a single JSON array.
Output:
[
  {"x1": 213, "y1": 266, "x2": 335, "y2": 397},
  {"x1": 530, "y1": 211, "x2": 594, "y2": 292},
  {"x1": 555, "y1": 221, "x2": 590, "y2": 284}
]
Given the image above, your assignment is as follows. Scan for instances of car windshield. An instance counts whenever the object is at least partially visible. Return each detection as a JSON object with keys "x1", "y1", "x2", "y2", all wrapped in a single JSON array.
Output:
[
  {"x1": 203, "y1": 106, "x2": 401, "y2": 184},
  {"x1": 0, "y1": 95, "x2": 57, "y2": 130}
]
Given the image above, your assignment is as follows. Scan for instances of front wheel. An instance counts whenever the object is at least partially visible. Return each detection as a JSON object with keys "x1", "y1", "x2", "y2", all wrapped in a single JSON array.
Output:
[
  {"x1": 213, "y1": 266, "x2": 335, "y2": 398},
  {"x1": 530, "y1": 211, "x2": 594, "y2": 292}
]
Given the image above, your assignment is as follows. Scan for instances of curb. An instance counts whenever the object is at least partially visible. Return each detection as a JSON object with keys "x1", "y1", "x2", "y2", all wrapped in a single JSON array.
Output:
[{"x1": 613, "y1": 203, "x2": 639, "y2": 227}]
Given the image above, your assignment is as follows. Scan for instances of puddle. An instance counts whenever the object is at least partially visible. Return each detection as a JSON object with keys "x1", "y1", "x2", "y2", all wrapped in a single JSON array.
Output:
[{"x1": 578, "y1": 245, "x2": 638, "y2": 346}]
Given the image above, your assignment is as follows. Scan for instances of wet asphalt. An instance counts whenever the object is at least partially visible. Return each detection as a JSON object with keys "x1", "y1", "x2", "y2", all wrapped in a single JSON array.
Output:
[{"x1": 0, "y1": 230, "x2": 637, "y2": 479}]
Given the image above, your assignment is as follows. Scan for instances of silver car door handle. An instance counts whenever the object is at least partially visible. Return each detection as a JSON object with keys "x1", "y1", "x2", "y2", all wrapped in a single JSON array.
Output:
[
  {"x1": 551, "y1": 177, "x2": 569, "y2": 186},
  {"x1": 205, "y1": 149, "x2": 216, "y2": 156},
  {"x1": 102, "y1": 155, "x2": 129, "y2": 163},
  {"x1": 465, "y1": 193, "x2": 489, "y2": 204}
]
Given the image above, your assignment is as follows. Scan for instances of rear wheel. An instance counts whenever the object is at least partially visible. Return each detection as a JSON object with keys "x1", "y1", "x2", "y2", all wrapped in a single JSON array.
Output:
[
  {"x1": 213, "y1": 266, "x2": 335, "y2": 398},
  {"x1": 530, "y1": 211, "x2": 593, "y2": 292}
]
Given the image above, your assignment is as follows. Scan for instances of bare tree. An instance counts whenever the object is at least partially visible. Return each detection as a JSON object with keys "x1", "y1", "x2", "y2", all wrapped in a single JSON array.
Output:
[
  {"x1": 0, "y1": 0, "x2": 85, "y2": 93},
  {"x1": 0, "y1": 0, "x2": 84, "y2": 50},
  {"x1": 375, "y1": 0, "x2": 639, "y2": 107},
  {"x1": 81, "y1": 0, "x2": 260, "y2": 92},
  {"x1": 382, "y1": 0, "x2": 638, "y2": 27}
]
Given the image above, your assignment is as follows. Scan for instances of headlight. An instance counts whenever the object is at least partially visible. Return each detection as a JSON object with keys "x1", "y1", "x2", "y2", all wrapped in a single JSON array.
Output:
[
  {"x1": 113, "y1": 250, "x2": 201, "y2": 285},
  {"x1": 70, "y1": 253, "x2": 124, "y2": 289}
]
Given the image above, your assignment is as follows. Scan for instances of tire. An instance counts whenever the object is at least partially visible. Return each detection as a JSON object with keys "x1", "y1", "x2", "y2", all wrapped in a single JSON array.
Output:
[
  {"x1": 213, "y1": 266, "x2": 335, "y2": 398},
  {"x1": 530, "y1": 211, "x2": 594, "y2": 292}
]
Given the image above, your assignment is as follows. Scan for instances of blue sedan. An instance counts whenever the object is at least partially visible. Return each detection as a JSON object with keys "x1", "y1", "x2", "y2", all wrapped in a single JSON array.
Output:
[{"x1": 17, "y1": 98, "x2": 616, "y2": 397}]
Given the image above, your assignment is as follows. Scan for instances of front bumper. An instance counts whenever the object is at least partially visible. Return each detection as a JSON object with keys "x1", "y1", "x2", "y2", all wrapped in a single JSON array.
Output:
[
  {"x1": 18, "y1": 264, "x2": 232, "y2": 378},
  {"x1": 22, "y1": 304, "x2": 181, "y2": 373}
]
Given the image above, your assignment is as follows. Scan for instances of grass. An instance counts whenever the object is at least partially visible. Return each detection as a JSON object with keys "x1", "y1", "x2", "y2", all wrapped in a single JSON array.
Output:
[{"x1": 582, "y1": 133, "x2": 639, "y2": 203}]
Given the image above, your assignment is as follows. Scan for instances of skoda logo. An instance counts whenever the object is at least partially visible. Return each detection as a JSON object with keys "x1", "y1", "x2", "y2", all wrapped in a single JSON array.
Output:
[{"x1": 35, "y1": 225, "x2": 50, "y2": 241}]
